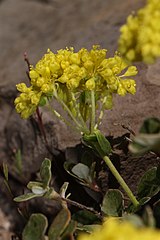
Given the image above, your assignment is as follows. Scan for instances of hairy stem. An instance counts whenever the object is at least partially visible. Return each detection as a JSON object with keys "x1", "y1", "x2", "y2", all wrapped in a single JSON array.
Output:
[
  {"x1": 90, "y1": 90, "x2": 96, "y2": 134},
  {"x1": 48, "y1": 104, "x2": 80, "y2": 133},
  {"x1": 48, "y1": 191, "x2": 102, "y2": 220},
  {"x1": 95, "y1": 96, "x2": 106, "y2": 129},
  {"x1": 71, "y1": 92, "x2": 89, "y2": 134}
]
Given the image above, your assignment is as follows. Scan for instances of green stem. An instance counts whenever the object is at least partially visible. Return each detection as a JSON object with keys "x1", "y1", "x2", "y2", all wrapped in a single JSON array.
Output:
[
  {"x1": 71, "y1": 92, "x2": 89, "y2": 134},
  {"x1": 90, "y1": 90, "x2": 96, "y2": 134},
  {"x1": 53, "y1": 85, "x2": 89, "y2": 134},
  {"x1": 103, "y1": 155, "x2": 139, "y2": 207},
  {"x1": 54, "y1": 93, "x2": 84, "y2": 132},
  {"x1": 47, "y1": 104, "x2": 77, "y2": 131},
  {"x1": 95, "y1": 96, "x2": 107, "y2": 129}
]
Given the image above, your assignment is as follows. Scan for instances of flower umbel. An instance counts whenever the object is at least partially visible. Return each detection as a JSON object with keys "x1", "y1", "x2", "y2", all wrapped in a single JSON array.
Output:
[
  {"x1": 15, "y1": 46, "x2": 139, "y2": 207},
  {"x1": 78, "y1": 218, "x2": 160, "y2": 240},
  {"x1": 15, "y1": 46, "x2": 137, "y2": 132},
  {"x1": 118, "y1": 0, "x2": 160, "y2": 63}
]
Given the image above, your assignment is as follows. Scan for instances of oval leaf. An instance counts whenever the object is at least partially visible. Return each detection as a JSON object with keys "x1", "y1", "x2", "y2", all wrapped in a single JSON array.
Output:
[
  {"x1": 101, "y1": 189, "x2": 123, "y2": 217},
  {"x1": 129, "y1": 133, "x2": 160, "y2": 155},
  {"x1": 48, "y1": 208, "x2": 71, "y2": 240},
  {"x1": 40, "y1": 158, "x2": 52, "y2": 188},
  {"x1": 14, "y1": 193, "x2": 42, "y2": 202},
  {"x1": 22, "y1": 213, "x2": 48, "y2": 240},
  {"x1": 72, "y1": 163, "x2": 90, "y2": 181},
  {"x1": 72, "y1": 210, "x2": 99, "y2": 225},
  {"x1": 140, "y1": 118, "x2": 160, "y2": 134},
  {"x1": 94, "y1": 130, "x2": 112, "y2": 156},
  {"x1": 137, "y1": 167, "x2": 160, "y2": 199},
  {"x1": 27, "y1": 181, "x2": 44, "y2": 190}
]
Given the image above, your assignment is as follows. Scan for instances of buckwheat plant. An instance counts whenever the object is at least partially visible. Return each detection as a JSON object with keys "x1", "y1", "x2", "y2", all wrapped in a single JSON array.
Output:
[{"x1": 15, "y1": 45, "x2": 139, "y2": 207}]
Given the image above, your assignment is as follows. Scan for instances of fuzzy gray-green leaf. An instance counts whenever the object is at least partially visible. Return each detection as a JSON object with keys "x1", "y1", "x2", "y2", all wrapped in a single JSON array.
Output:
[
  {"x1": 101, "y1": 189, "x2": 123, "y2": 217},
  {"x1": 14, "y1": 192, "x2": 42, "y2": 202},
  {"x1": 22, "y1": 213, "x2": 48, "y2": 240},
  {"x1": 40, "y1": 158, "x2": 52, "y2": 188},
  {"x1": 48, "y1": 208, "x2": 71, "y2": 240},
  {"x1": 72, "y1": 163, "x2": 90, "y2": 181}
]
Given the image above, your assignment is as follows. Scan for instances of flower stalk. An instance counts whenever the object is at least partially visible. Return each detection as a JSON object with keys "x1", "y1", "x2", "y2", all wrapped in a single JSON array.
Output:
[{"x1": 90, "y1": 90, "x2": 96, "y2": 133}]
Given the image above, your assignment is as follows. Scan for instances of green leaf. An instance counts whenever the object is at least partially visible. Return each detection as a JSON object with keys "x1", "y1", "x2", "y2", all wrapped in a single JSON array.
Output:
[
  {"x1": 3, "y1": 163, "x2": 8, "y2": 181},
  {"x1": 14, "y1": 192, "x2": 43, "y2": 202},
  {"x1": 140, "y1": 118, "x2": 160, "y2": 134},
  {"x1": 40, "y1": 158, "x2": 52, "y2": 188},
  {"x1": 94, "y1": 130, "x2": 112, "y2": 156},
  {"x1": 72, "y1": 210, "x2": 99, "y2": 225},
  {"x1": 22, "y1": 213, "x2": 48, "y2": 240},
  {"x1": 59, "y1": 182, "x2": 69, "y2": 198},
  {"x1": 48, "y1": 208, "x2": 71, "y2": 240},
  {"x1": 77, "y1": 223, "x2": 100, "y2": 233},
  {"x1": 129, "y1": 118, "x2": 160, "y2": 155},
  {"x1": 64, "y1": 162, "x2": 76, "y2": 176},
  {"x1": 129, "y1": 133, "x2": 160, "y2": 155},
  {"x1": 82, "y1": 131, "x2": 112, "y2": 157},
  {"x1": 137, "y1": 167, "x2": 160, "y2": 199},
  {"x1": 72, "y1": 163, "x2": 90, "y2": 182},
  {"x1": 101, "y1": 189, "x2": 124, "y2": 217},
  {"x1": 27, "y1": 182, "x2": 48, "y2": 195},
  {"x1": 81, "y1": 151, "x2": 94, "y2": 167},
  {"x1": 82, "y1": 134, "x2": 97, "y2": 142},
  {"x1": 64, "y1": 162, "x2": 84, "y2": 181},
  {"x1": 27, "y1": 181, "x2": 44, "y2": 190}
]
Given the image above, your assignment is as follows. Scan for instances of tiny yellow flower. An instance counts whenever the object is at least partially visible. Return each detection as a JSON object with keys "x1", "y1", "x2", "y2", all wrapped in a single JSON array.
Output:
[
  {"x1": 15, "y1": 86, "x2": 42, "y2": 119},
  {"x1": 78, "y1": 218, "x2": 160, "y2": 240},
  {"x1": 119, "y1": 0, "x2": 160, "y2": 63},
  {"x1": 15, "y1": 45, "x2": 137, "y2": 119},
  {"x1": 85, "y1": 78, "x2": 96, "y2": 90},
  {"x1": 66, "y1": 78, "x2": 80, "y2": 90}
]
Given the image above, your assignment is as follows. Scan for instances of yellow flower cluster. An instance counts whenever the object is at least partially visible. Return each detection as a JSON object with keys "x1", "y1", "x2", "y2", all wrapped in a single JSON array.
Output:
[
  {"x1": 15, "y1": 46, "x2": 137, "y2": 119},
  {"x1": 118, "y1": 0, "x2": 160, "y2": 63},
  {"x1": 14, "y1": 83, "x2": 42, "y2": 119},
  {"x1": 78, "y1": 218, "x2": 160, "y2": 240}
]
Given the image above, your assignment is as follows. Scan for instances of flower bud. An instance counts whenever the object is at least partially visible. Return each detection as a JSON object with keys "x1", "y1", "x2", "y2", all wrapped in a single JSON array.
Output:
[{"x1": 85, "y1": 78, "x2": 95, "y2": 90}]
